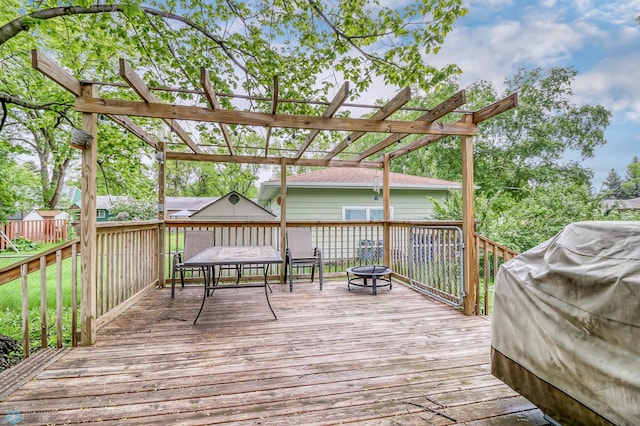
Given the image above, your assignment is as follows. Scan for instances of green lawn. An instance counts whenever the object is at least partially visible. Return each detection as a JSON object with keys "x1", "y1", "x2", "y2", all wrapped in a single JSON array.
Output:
[{"x1": 0, "y1": 242, "x2": 79, "y2": 349}]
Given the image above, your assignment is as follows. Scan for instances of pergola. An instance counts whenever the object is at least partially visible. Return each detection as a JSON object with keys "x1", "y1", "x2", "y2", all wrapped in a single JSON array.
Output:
[{"x1": 32, "y1": 49, "x2": 518, "y2": 344}]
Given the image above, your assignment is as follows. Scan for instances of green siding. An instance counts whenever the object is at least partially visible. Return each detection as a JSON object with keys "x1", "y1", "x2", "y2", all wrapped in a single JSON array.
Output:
[{"x1": 263, "y1": 187, "x2": 449, "y2": 220}]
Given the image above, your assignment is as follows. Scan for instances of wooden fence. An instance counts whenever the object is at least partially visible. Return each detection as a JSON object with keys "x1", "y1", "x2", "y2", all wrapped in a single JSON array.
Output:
[{"x1": 1, "y1": 219, "x2": 68, "y2": 250}]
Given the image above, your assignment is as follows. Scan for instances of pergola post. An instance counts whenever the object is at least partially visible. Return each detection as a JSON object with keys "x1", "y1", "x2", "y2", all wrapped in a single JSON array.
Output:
[
  {"x1": 80, "y1": 84, "x2": 98, "y2": 345},
  {"x1": 382, "y1": 154, "x2": 391, "y2": 266},
  {"x1": 279, "y1": 158, "x2": 287, "y2": 283},
  {"x1": 461, "y1": 114, "x2": 476, "y2": 315},
  {"x1": 157, "y1": 141, "x2": 167, "y2": 286}
]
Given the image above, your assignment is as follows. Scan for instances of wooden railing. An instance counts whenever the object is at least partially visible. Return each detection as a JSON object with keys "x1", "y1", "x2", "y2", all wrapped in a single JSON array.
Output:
[
  {"x1": 164, "y1": 220, "x2": 395, "y2": 282},
  {"x1": 163, "y1": 220, "x2": 470, "y2": 284},
  {"x1": 474, "y1": 234, "x2": 518, "y2": 315},
  {"x1": 0, "y1": 239, "x2": 80, "y2": 358},
  {"x1": 1, "y1": 220, "x2": 518, "y2": 360},
  {"x1": 95, "y1": 221, "x2": 159, "y2": 327}
]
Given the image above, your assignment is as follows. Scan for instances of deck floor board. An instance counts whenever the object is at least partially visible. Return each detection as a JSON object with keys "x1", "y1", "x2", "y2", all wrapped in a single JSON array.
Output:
[{"x1": 0, "y1": 280, "x2": 546, "y2": 425}]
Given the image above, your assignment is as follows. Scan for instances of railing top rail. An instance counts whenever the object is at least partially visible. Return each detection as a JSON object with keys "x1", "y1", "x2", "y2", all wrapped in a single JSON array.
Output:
[
  {"x1": 97, "y1": 220, "x2": 161, "y2": 230},
  {"x1": 475, "y1": 233, "x2": 519, "y2": 257},
  {"x1": 0, "y1": 238, "x2": 80, "y2": 286},
  {"x1": 164, "y1": 219, "x2": 464, "y2": 226}
]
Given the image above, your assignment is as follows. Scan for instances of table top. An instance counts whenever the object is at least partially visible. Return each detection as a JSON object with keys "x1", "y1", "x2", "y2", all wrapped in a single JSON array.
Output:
[{"x1": 184, "y1": 245, "x2": 283, "y2": 266}]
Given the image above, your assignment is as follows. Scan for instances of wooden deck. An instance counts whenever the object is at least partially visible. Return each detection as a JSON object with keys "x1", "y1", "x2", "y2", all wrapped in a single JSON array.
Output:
[{"x1": 0, "y1": 279, "x2": 548, "y2": 425}]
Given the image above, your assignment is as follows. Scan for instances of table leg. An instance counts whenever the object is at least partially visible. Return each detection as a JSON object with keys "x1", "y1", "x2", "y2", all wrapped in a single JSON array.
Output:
[
  {"x1": 263, "y1": 264, "x2": 277, "y2": 320},
  {"x1": 372, "y1": 276, "x2": 377, "y2": 295},
  {"x1": 194, "y1": 266, "x2": 210, "y2": 324}
]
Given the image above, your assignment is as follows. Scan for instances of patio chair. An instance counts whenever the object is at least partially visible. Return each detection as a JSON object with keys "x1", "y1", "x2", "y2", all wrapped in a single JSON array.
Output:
[
  {"x1": 285, "y1": 227, "x2": 323, "y2": 292},
  {"x1": 171, "y1": 230, "x2": 213, "y2": 297}
]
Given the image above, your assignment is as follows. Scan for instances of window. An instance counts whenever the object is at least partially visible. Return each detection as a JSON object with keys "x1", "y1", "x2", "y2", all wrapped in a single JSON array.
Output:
[
  {"x1": 97, "y1": 210, "x2": 106, "y2": 219},
  {"x1": 343, "y1": 206, "x2": 393, "y2": 220}
]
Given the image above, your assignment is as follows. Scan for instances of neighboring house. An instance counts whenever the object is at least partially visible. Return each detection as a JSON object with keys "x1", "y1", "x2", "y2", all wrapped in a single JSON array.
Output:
[
  {"x1": 36, "y1": 210, "x2": 70, "y2": 221},
  {"x1": 166, "y1": 197, "x2": 217, "y2": 218},
  {"x1": 189, "y1": 191, "x2": 277, "y2": 221},
  {"x1": 94, "y1": 194, "x2": 272, "y2": 221},
  {"x1": 602, "y1": 197, "x2": 640, "y2": 211},
  {"x1": 20, "y1": 210, "x2": 45, "y2": 221},
  {"x1": 96, "y1": 196, "x2": 128, "y2": 222},
  {"x1": 257, "y1": 167, "x2": 461, "y2": 220},
  {"x1": 58, "y1": 186, "x2": 82, "y2": 210}
]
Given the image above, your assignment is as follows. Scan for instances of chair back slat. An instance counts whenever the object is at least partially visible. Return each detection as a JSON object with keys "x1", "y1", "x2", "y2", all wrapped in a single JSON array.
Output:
[
  {"x1": 287, "y1": 227, "x2": 315, "y2": 257},
  {"x1": 183, "y1": 230, "x2": 214, "y2": 261}
]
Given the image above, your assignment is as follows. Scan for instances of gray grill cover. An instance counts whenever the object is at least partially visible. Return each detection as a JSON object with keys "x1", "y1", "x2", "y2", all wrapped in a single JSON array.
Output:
[{"x1": 492, "y1": 221, "x2": 640, "y2": 425}]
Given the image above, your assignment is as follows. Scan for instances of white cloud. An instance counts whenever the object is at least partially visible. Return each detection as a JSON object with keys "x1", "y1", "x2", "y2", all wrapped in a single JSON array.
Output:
[{"x1": 574, "y1": 53, "x2": 640, "y2": 123}]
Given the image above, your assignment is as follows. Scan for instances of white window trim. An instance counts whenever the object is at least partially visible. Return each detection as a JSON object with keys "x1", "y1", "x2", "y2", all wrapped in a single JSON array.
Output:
[
  {"x1": 97, "y1": 210, "x2": 106, "y2": 219},
  {"x1": 342, "y1": 206, "x2": 394, "y2": 220}
]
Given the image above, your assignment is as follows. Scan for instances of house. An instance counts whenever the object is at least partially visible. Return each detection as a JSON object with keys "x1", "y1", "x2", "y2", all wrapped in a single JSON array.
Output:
[
  {"x1": 94, "y1": 194, "x2": 273, "y2": 221},
  {"x1": 257, "y1": 167, "x2": 461, "y2": 220},
  {"x1": 189, "y1": 191, "x2": 277, "y2": 221},
  {"x1": 166, "y1": 197, "x2": 217, "y2": 218},
  {"x1": 36, "y1": 210, "x2": 70, "y2": 221},
  {"x1": 96, "y1": 196, "x2": 128, "y2": 222},
  {"x1": 602, "y1": 197, "x2": 640, "y2": 211}
]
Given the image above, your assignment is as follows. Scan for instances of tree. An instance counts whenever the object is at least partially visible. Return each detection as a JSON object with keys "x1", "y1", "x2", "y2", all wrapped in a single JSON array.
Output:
[
  {"x1": 165, "y1": 161, "x2": 258, "y2": 198},
  {"x1": 1, "y1": 0, "x2": 467, "y2": 206},
  {"x1": 403, "y1": 67, "x2": 611, "y2": 251},
  {"x1": 0, "y1": 140, "x2": 39, "y2": 222},
  {"x1": 621, "y1": 156, "x2": 640, "y2": 199},
  {"x1": 108, "y1": 197, "x2": 156, "y2": 221},
  {"x1": 600, "y1": 168, "x2": 625, "y2": 199}
]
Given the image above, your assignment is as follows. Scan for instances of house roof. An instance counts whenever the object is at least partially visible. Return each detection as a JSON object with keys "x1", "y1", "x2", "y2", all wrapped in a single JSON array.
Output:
[
  {"x1": 37, "y1": 210, "x2": 67, "y2": 218},
  {"x1": 95, "y1": 196, "x2": 218, "y2": 212},
  {"x1": 258, "y1": 167, "x2": 460, "y2": 201},
  {"x1": 603, "y1": 197, "x2": 640, "y2": 210},
  {"x1": 165, "y1": 197, "x2": 218, "y2": 212},
  {"x1": 191, "y1": 191, "x2": 275, "y2": 218}
]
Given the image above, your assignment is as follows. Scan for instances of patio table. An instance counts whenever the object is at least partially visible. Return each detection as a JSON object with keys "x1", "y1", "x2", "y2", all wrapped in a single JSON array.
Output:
[{"x1": 184, "y1": 245, "x2": 282, "y2": 323}]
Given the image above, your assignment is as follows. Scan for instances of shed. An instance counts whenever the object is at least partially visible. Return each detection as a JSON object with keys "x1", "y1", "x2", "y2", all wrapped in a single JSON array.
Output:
[{"x1": 190, "y1": 191, "x2": 277, "y2": 221}]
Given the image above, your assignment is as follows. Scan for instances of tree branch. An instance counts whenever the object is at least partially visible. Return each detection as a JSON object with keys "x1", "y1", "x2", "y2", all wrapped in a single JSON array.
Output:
[
  {"x1": 0, "y1": 4, "x2": 253, "y2": 77},
  {"x1": 307, "y1": 0, "x2": 400, "y2": 70}
]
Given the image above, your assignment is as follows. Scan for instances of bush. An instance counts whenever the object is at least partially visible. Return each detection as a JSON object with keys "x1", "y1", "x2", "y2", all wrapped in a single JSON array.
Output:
[{"x1": 10, "y1": 237, "x2": 40, "y2": 252}]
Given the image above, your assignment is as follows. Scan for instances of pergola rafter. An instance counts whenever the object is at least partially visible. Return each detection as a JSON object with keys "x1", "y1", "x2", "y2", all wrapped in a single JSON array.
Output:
[
  {"x1": 351, "y1": 90, "x2": 467, "y2": 162},
  {"x1": 30, "y1": 49, "x2": 518, "y2": 345},
  {"x1": 119, "y1": 59, "x2": 202, "y2": 154},
  {"x1": 200, "y1": 67, "x2": 235, "y2": 156},
  {"x1": 263, "y1": 76, "x2": 279, "y2": 157},
  {"x1": 295, "y1": 81, "x2": 350, "y2": 159},
  {"x1": 323, "y1": 86, "x2": 412, "y2": 160}
]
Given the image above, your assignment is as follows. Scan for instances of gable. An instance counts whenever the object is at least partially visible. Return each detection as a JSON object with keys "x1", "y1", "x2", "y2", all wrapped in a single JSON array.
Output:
[{"x1": 190, "y1": 191, "x2": 276, "y2": 221}]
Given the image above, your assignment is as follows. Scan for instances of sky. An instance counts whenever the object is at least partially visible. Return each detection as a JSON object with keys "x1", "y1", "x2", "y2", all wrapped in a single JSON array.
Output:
[
  {"x1": 368, "y1": 0, "x2": 640, "y2": 192},
  {"x1": 442, "y1": 0, "x2": 640, "y2": 191}
]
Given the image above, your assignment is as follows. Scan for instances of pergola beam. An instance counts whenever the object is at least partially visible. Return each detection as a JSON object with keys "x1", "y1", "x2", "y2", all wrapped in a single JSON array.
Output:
[
  {"x1": 119, "y1": 59, "x2": 202, "y2": 154},
  {"x1": 200, "y1": 67, "x2": 235, "y2": 155},
  {"x1": 75, "y1": 96, "x2": 475, "y2": 136},
  {"x1": 295, "y1": 82, "x2": 350, "y2": 159},
  {"x1": 323, "y1": 86, "x2": 412, "y2": 160},
  {"x1": 166, "y1": 151, "x2": 382, "y2": 168},
  {"x1": 31, "y1": 50, "x2": 82, "y2": 97},
  {"x1": 351, "y1": 90, "x2": 467, "y2": 161},
  {"x1": 473, "y1": 93, "x2": 518, "y2": 123}
]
